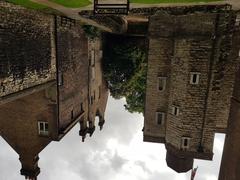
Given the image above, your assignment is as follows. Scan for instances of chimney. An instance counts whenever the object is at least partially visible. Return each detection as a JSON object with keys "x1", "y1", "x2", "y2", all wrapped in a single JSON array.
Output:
[{"x1": 166, "y1": 150, "x2": 193, "y2": 173}]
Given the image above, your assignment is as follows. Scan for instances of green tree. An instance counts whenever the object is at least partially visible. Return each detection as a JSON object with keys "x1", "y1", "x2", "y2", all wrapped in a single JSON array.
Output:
[{"x1": 103, "y1": 34, "x2": 147, "y2": 113}]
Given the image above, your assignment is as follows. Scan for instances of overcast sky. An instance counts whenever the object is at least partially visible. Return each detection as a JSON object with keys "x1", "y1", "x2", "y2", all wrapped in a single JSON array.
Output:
[{"x1": 0, "y1": 96, "x2": 225, "y2": 180}]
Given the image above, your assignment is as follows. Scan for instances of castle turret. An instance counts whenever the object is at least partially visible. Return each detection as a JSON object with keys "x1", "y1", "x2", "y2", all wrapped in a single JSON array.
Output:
[
  {"x1": 87, "y1": 120, "x2": 96, "y2": 137},
  {"x1": 20, "y1": 155, "x2": 40, "y2": 180},
  {"x1": 79, "y1": 120, "x2": 88, "y2": 142},
  {"x1": 98, "y1": 114, "x2": 105, "y2": 131},
  {"x1": 166, "y1": 150, "x2": 193, "y2": 173}
]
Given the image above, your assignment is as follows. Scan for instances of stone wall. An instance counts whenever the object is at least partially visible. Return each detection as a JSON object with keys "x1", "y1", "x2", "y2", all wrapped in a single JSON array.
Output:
[
  {"x1": 148, "y1": 12, "x2": 216, "y2": 38},
  {"x1": 84, "y1": 37, "x2": 109, "y2": 135},
  {"x1": 144, "y1": 7, "x2": 240, "y2": 163},
  {"x1": 0, "y1": 2, "x2": 56, "y2": 97},
  {"x1": 130, "y1": 4, "x2": 232, "y2": 16},
  {"x1": 205, "y1": 12, "x2": 240, "y2": 134},
  {"x1": 56, "y1": 16, "x2": 89, "y2": 130},
  {"x1": 144, "y1": 37, "x2": 173, "y2": 141},
  {"x1": 0, "y1": 88, "x2": 57, "y2": 177}
]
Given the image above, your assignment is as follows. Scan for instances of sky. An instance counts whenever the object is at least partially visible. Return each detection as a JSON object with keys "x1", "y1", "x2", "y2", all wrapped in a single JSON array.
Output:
[{"x1": 0, "y1": 96, "x2": 225, "y2": 180}]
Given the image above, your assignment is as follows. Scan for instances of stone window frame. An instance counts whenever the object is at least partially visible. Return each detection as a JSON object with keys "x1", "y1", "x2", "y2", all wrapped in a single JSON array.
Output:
[
  {"x1": 171, "y1": 106, "x2": 180, "y2": 116},
  {"x1": 94, "y1": 91, "x2": 96, "y2": 100},
  {"x1": 181, "y1": 137, "x2": 191, "y2": 150},
  {"x1": 91, "y1": 67, "x2": 95, "y2": 80},
  {"x1": 90, "y1": 49, "x2": 95, "y2": 66},
  {"x1": 80, "y1": 103, "x2": 84, "y2": 113},
  {"x1": 157, "y1": 77, "x2": 167, "y2": 91},
  {"x1": 190, "y1": 72, "x2": 200, "y2": 85},
  {"x1": 38, "y1": 121, "x2": 49, "y2": 136},
  {"x1": 235, "y1": 15, "x2": 240, "y2": 26},
  {"x1": 98, "y1": 86, "x2": 101, "y2": 99},
  {"x1": 58, "y1": 72, "x2": 64, "y2": 86},
  {"x1": 156, "y1": 112, "x2": 165, "y2": 125},
  {"x1": 99, "y1": 50, "x2": 103, "y2": 59},
  {"x1": 90, "y1": 95, "x2": 94, "y2": 105},
  {"x1": 71, "y1": 110, "x2": 74, "y2": 120}
]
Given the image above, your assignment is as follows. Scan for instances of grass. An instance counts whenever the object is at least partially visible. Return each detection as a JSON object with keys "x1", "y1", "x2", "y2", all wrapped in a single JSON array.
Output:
[
  {"x1": 49, "y1": 0, "x2": 91, "y2": 8},
  {"x1": 6, "y1": 0, "x2": 63, "y2": 14},
  {"x1": 130, "y1": 0, "x2": 222, "y2": 3},
  {"x1": 7, "y1": 0, "x2": 49, "y2": 9}
]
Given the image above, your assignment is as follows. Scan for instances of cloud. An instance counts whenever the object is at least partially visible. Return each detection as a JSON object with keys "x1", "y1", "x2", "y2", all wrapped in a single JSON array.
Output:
[
  {"x1": 111, "y1": 151, "x2": 128, "y2": 171},
  {"x1": 0, "y1": 97, "x2": 226, "y2": 180}
]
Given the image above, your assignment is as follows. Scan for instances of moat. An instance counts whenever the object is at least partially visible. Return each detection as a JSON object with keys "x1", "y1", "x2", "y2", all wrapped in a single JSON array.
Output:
[{"x1": 0, "y1": 1, "x2": 240, "y2": 180}]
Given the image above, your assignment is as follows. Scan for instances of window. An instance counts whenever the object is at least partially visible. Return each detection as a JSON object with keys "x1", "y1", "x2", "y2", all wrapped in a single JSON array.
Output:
[
  {"x1": 99, "y1": 50, "x2": 103, "y2": 59},
  {"x1": 156, "y1": 112, "x2": 165, "y2": 125},
  {"x1": 91, "y1": 50, "x2": 95, "y2": 66},
  {"x1": 98, "y1": 86, "x2": 101, "y2": 99},
  {"x1": 87, "y1": 120, "x2": 90, "y2": 127},
  {"x1": 236, "y1": 15, "x2": 240, "y2": 26},
  {"x1": 71, "y1": 110, "x2": 74, "y2": 120},
  {"x1": 181, "y1": 137, "x2": 190, "y2": 150},
  {"x1": 80, "y1": 103, "x2": 83, "y2": 112},
  {"x1": 38, "y1": 122, "x2": 49, "y2": 136},
  {"x1": 190, "y1": 72, "x2": 200, "y2": 85},
  {"x1": 172, "y1": 106, "x2": 180, "y2": 116},
  {"x1": 58, "y1": 72, "x2": 63, "y2": 86},
  {"x1": 90, "y1": 96, "x2": 94, "y2": 105},
  {"x1": 91, "y1": 67, "x2": 95, "y2": 80},
  {"x1": 158, "y1": 77, "x2": 167, "y2": 91}
]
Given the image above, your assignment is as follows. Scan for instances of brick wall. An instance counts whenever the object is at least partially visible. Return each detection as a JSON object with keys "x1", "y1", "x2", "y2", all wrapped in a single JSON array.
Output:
[{"x1": 0, "y1": 88, "x2": 57, "y2": 177}]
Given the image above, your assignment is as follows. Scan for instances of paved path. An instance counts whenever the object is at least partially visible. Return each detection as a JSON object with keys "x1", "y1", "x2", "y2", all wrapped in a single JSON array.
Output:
[
  {"x1": 228, "y1": 0, "x2": 240, "y2": 10},
  {"x1": 31, "y1": 0, "x2": 112, "y2": 32},
  {"x1": 30, "y1": 0, "x2": 240, "y2": 30}
]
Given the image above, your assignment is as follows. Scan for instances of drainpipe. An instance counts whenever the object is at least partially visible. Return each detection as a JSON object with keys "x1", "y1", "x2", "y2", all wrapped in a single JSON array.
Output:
[{"x1": 53, "y1": 15, "x2": 60, "y2": 139}]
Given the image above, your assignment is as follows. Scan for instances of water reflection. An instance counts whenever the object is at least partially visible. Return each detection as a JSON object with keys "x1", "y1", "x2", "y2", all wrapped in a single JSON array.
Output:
[
  {"x1": 0, "y1": 3, "x2": 108, "y2": 179},
  {"x1": 1, "y1": 1, "x2": 240, "y2": 180}
]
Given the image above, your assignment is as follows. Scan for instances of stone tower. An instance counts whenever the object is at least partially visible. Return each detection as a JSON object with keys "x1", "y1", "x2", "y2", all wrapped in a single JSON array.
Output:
[{"x1": 143, "y1": 5, "x2": 240, "y2": 172}]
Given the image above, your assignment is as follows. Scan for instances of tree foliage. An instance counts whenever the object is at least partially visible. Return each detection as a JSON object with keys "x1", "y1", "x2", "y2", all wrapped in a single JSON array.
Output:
[
  {"x1": 103, "y1": 34, "x2": 147, "y2": 114},
  {"x1": 82, "y1": 25, "x2": 101, "y2": 40}
]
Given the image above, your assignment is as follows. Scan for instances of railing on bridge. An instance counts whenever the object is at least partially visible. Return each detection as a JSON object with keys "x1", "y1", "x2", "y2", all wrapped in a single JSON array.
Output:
[{"x1": 94, "y1": 0, "x2": 130, "y2": 15}]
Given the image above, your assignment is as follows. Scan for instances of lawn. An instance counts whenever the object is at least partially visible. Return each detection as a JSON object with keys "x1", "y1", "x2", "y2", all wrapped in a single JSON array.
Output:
[
  {"x1": 7, "y1": 0, "x2": 49, "y2": 9},
  {"x1": 49, "y1": 0, "x2": 91, "y2": 8},
  {"x1": 130, "y1": 0, "x2": 222, "y2": 3}
]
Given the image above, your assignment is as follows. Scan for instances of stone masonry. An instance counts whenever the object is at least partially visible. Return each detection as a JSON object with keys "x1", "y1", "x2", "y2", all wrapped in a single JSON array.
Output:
[
  {"x1": 0, "y1": 2, "x2": 109, "y2": 179},
  {"x1": 144, "y1": 5, "x2": 240, "y2": 173},
  {"x1": 0, "y1": 88, "x2": 57, "y2": 179},
  {"x1": 0, "y1": 2, "x2": 56, "y2": 97}
]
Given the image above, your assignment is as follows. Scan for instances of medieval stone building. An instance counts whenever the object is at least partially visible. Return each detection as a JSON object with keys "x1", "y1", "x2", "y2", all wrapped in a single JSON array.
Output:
[
  {"x1": 0, "y1": 2, "x2": 56, "y2": 99},
  {"x1": 143, "y1": 5, "x2": 240, "y2": 173},
  {"x1": 79, "y1": 38, "x2": 109, "y2": 142},
  {"x1": 0, "y1": 2, "x2": 109, "y2": 179}
]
